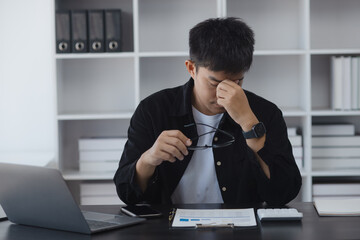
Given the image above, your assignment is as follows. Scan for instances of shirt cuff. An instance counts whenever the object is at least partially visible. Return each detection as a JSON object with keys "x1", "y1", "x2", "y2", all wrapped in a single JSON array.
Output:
[{"x1": 129, "y1": 159, "x2": 159, "y2": 200}]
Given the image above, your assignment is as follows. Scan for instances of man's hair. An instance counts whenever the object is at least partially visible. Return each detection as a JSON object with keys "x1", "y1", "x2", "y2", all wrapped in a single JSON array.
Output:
[{"x1": 189, "y1": 17, "x2": 255, "y2": 74}]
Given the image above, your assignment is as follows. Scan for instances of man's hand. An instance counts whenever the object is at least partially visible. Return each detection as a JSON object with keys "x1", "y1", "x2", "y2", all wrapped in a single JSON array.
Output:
[
  {"x1": 216, "y1": 80, "x2": 256, "y2": 128},
  {"x1": 141, "y1": 130, "x2": 192, "y2": 166},
  {"x1": 216, "y1": 80, "x2": 270, "y2": 178},
  {"x1": 136, "y1": 130, "x2": 192, "y2": 192}
]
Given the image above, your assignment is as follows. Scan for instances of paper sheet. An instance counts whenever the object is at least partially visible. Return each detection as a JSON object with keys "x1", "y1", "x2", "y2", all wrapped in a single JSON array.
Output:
[{"x1": 172, "y1": 208, "x2": 257, "y2": 227}]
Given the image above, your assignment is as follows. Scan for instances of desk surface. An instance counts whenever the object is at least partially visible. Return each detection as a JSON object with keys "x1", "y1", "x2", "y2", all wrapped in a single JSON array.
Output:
[{"x1": 0, "y1": 202, "x2": 359, "y2": 240}]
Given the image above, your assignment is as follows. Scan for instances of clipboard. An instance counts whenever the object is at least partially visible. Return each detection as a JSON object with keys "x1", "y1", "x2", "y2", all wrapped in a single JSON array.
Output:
[{"x1": 169, "y1": 208, "x2": 257, "y2": 229}]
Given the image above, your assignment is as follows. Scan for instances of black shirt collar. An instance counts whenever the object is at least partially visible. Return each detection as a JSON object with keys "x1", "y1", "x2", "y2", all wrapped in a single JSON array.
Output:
[{"x1": 170, "y1": 78, "x2": 194, "y2": 117}]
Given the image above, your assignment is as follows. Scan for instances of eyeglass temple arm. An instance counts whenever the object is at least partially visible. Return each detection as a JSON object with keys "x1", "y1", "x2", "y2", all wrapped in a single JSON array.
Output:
[{"x1": 184, "y1": 122, "x2": 218, "y2": 130}]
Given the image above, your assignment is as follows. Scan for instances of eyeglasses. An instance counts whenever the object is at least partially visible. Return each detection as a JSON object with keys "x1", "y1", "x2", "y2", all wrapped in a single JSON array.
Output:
[{"x1": 184, "y1": 122, "x2": 235, "y2": 150}]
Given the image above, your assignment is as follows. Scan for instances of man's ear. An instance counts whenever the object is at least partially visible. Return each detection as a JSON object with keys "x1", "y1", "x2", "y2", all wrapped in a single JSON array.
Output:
[{"x1": 185, "y1": 60, "x2": 196, "y2": 79}]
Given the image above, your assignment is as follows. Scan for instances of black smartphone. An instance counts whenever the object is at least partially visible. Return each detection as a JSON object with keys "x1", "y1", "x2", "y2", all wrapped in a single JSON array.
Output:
[{"x1": 121, "y1": 204, "x2": 162, "y2": 218}]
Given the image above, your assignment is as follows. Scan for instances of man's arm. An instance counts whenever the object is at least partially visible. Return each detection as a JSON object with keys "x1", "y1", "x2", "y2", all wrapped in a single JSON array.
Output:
[
  {"x1": 114, "y1": 99, "x2": 192, "y2": 204},
  {"x1": 216, "y1": 80, "x2": 270, "y2": 178},
  {"x1": 216, "y1": 81, "x2": 302, "y2": 204},
  {"x1": 216, "y1": 79, "x2": 301, "y2": 204}
]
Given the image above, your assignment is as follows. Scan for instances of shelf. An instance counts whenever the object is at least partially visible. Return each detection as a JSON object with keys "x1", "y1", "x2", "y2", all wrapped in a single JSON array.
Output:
[
  {"x1": 57, "y1": 112, "x2": 133, "y2": 120},
  {"x1": 50, "y1": 0, "x2": 360, "y2": 203},
  {"x1": 62, "y1": 171, "x2": 115, "y2": 180},
  {"x1": 55, "y1": 52, "x2": 136, "y2": 59},
  {"x1": 254, "y1": 50, "x2": 306, "y2": 56},
  {"x1": 227, "y1": 0, "x2": 306, "y2": 50},
  {"x1": 62, "y1": 170, "x2": 312, "y2": 181},
  {"x1": 310, "y1": 0, "x2": 360, "y2": 50},
  {"x1": 312, "y1": 170, "x2": 360, "y2": 177},
  {"x1": 57, "y1": 110, "x2": 308, "y2": 120},
  {"x1": 310, "y1": 49, "x2": 360, "y2": 55},
  {"x1": 139, "y1": 52, "x2": 189, "y2": 57},
  {"x1": 281, "y1": 108, "x2": 307, "y2": 117},
  {"x1": 56, "y1": 58, "x2": 136, "y2": 114},
  {"x1": 245, "y1": 55, "x2": 307, "y2": 111},
  {"x1": 138, "y1": 0, "x2": 217, "y2": 52},
  {"x1": 311, "y1": 110, "x2": 360, "y2": 116},
  {"x1": 55, "y1": 0, "x2": 135, "y2": 52}
]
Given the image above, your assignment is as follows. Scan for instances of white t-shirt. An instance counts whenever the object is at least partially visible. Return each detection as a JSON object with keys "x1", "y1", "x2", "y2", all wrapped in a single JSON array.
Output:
[{"x1": 171, "y1": 107, "x2": 224, "y2": 204}]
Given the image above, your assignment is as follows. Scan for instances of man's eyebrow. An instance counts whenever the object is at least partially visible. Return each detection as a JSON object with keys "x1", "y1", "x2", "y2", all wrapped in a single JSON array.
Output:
[
  {"x1": 208, "y1": 76, "x2": 244, "y2": 82},
  {"x1": 208, "y1": 76, "x2": 221, "y2": 83}
]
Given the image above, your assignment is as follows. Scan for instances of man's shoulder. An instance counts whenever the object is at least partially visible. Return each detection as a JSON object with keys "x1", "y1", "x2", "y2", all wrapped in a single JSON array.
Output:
[
  {"x1": 245, "y1": 90, "x2": 277, "y2": 108},
  {"x1": 141, "y1": 84, "x2": 184, "y2": 105},
  {"x1": 138, "y1": 83, "x2": 188, "y2": 116},
  {"x1": 244, "y1": 90, "x2": 281, "y2": 118}
]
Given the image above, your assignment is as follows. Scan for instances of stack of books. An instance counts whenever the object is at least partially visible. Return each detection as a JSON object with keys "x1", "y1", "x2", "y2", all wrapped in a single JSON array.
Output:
[
  {"x1": 313, "y1": 182, "x2": 360, "y2": 201},
  {"x1": 80, "y1": 182, "x2": 124, "y2": 205},
  {"x1": 78, "y1": 138, "x2": 127, "y2": 174},
  {"x1": 331, "y1": 56, "x2": 360, "y2": 110},
  {"x1": 288, "y1": 127, "x2": 303, "y2": 169},
  {"x1": 312, "y1": 124, "x2": 360, "y2": 170}
]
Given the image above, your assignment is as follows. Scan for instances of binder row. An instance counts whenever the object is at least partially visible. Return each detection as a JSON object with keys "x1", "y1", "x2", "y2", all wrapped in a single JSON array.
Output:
[{"x1": 56, "y1": 9, "x2": 122, "y2": 53}]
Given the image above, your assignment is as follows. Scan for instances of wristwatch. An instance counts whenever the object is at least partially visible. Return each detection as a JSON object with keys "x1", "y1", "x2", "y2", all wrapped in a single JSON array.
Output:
[{"x1": 242, "y1": 122, "x2": 266, "y2": 139}]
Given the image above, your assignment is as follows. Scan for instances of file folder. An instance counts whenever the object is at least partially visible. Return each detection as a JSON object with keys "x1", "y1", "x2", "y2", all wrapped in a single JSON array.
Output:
[
  {"x1": 55, "y1": 11, "x2": 71, "y2": 53},
  {"x1": 71, "y1": 10, "x2": 88, "y2": 53},
  {"x1": 88, "y1": 10, "x2": 105, "y2": 52},
  {"x1": 105, "y1": 9, "x2": 122, "y2": 52}
]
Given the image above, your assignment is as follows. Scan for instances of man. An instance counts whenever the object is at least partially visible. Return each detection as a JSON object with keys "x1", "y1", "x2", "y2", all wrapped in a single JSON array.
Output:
[{"x1": 114, "y1": 17, "x2": 301, "y2": 205}]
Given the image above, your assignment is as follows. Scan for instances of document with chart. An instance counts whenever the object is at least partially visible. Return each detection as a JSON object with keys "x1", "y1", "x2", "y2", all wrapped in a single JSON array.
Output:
[{"x1": 171, "y1": 208, "x2": 257, "y2": 228}]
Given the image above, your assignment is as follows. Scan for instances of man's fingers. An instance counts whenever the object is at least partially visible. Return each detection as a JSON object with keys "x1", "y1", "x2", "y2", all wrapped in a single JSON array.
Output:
[
  {"x1": 164, "y1": 137, "x2": 189, "y2": 156},
  {"x1": 164, "y1": 144, "x2": 185, "y2": 161},
  {"x1": 165, "y1": 130, "x2": 192, "y2": 146},
  {"x1": 216, "y1": 87, "x2": 228, "y2": 100},
  {"x1": 220, "y1": 79, "x2": 241, "y2": 88},
  {"x1": 216, "y1": 88, "x2": 226, "y2": 97},
  {"x1": 150, "y1": 130, "x2": 192, "y2": 165},
  {"x1": 158, "y1": 150, "x2": 176, "y2": 163}
]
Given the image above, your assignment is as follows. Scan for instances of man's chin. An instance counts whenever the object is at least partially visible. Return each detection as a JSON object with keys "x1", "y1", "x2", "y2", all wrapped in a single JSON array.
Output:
[{"x1": 212, "y1": 104, "x2": 226, "y2": 113}]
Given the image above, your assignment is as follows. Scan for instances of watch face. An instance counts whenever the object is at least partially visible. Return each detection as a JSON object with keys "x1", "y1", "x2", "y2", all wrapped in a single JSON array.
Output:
[{"x1": 254, "y1": 122, "x2": 266, "y2": 137}]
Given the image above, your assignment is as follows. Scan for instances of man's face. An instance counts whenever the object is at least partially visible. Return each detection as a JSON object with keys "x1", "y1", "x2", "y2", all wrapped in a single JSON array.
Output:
[{"x1": 186, "y1": 60, "x2": 244, "y2": 116}]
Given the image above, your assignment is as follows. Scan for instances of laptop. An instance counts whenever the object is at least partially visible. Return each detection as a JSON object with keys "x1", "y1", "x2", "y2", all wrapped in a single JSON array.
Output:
[{"x1": 0, "y1": 163, "x2": 145, "y2": 234}]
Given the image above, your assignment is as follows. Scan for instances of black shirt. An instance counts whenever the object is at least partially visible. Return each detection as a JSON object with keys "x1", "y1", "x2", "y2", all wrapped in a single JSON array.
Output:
[{"x1": 114, "y1": 78, "x2": 302, "y2": 205}]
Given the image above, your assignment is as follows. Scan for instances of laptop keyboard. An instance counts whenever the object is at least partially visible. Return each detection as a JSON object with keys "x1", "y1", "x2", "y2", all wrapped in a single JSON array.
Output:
[{"x1": 86, "y1": 219, "x2": 120, "y2": 230}]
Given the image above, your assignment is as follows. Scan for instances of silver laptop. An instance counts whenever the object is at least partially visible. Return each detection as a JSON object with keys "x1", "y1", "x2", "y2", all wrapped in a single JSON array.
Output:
[{"x1": 0, "y1": 163, "x2": 145, "y2": 234}]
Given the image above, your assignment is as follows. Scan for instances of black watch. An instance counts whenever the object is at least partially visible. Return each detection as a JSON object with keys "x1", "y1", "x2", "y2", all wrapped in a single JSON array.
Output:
[{"x1": 242, "y1": 122, "x2": 266, "y2": 139}]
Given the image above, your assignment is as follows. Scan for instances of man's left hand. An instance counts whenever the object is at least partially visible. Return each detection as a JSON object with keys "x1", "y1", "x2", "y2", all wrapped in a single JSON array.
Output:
[{"x1": 216, "y1": 80, "x2": 255, "y2": 128}]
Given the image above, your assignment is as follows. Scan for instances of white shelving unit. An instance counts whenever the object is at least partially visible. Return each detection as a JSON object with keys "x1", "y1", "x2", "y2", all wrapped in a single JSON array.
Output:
[{"x1": 53, "y1": 0, "x2": 360, "y2": 203}]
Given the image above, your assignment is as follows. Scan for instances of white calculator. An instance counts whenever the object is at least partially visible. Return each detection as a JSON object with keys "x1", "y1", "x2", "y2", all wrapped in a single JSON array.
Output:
[{"x1": 257, "y1": 208, "x2": 303, "y2": 221}]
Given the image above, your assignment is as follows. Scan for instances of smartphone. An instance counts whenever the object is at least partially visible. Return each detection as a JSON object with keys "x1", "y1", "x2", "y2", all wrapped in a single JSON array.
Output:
[{"x1": 121, "y1": 204, "x2": 162, "y2": 218}]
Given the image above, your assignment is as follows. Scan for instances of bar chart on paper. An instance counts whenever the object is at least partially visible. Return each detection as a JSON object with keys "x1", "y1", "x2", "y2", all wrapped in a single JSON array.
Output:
[{"x1": 171, "y1": 208, "x2": 256, "y2": 228}]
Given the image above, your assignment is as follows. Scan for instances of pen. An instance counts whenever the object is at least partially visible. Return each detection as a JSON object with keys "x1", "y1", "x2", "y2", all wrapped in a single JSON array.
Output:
[{"x1": 196, "y1": 223, "x2": 235, "y2": 228}]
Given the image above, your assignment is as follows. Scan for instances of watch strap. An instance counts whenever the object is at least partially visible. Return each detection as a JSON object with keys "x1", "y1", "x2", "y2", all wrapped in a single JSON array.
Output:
[{"x1": 242, "y1": 122, "x2": 266, "y2": 139}]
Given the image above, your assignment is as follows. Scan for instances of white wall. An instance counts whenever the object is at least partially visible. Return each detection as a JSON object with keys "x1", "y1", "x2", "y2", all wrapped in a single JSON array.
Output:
[{"x1": 0, "y1": 0, "x2": 55, "y2": 165}]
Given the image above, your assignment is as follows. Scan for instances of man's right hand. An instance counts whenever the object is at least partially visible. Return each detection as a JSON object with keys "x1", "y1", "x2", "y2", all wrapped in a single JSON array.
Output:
[
  {"x1": 142, "y1": 130, "x2": 192, "y2": 166},
  {"x1": 135, "y1": 130, "x2": 192, "y2": 192}
]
